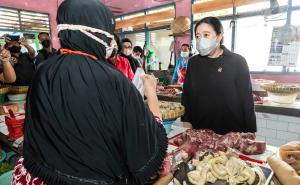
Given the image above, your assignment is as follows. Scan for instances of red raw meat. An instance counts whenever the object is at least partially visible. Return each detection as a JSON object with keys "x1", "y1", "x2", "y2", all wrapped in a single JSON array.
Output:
[
  {"x1": 218, "y1": 132, "x2": 242, "y2": 148},
  {"x1": 162, "y1": 130, "x2": 264, "y2": 177},
  {"x1": 240, "y1": 132, "x2": 256, "y2": 140},
  {"x1": 180, "y1": 142, "x2": 199, "y2": 155},
  {"x1": 239, "y1": 139, "x2": 266, "y2": 155},
  {"x1": 172, "y1": 129, "x2": 265, "y2": 155},
  {"x1": 158, "y1": 159, "x2": 172, "y2": 176},
  {"x1": 174, "y1": 137, "x2": 184, "y2": 146}
]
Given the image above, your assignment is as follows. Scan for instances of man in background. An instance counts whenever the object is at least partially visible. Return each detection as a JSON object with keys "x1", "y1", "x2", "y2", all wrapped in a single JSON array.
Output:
[
  {"x1": 4, "y1": 35, "x2": 35, "y2": 86},
  {"x1": 133, "y1": 46, "x2": 143, "y2": 66},
  {"x1": 35, "y1": 32, "x2": 57, "y2": 67}
]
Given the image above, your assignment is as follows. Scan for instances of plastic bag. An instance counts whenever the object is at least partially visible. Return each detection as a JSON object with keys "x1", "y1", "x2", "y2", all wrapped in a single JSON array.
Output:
[{"x1": 132, "y1": 67, "x2": 145, "y2": 97}]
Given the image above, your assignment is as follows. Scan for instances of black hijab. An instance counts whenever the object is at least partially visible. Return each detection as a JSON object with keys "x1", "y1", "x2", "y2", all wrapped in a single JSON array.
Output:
[
  {"x1": 23, "y1": 0, "x2": 167, "y2": 185},
  {"x1": 57, "y1": 0, "x2": 115, "y2": 61},
  {"x1": 120, "y1": 52, "x2": 140, "y2": 73}
]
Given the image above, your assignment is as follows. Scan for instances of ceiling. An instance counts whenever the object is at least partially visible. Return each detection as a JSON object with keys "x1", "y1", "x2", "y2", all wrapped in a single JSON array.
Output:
[{"x1": 102, "y1": 0, "x2": 179, "y2": 15}]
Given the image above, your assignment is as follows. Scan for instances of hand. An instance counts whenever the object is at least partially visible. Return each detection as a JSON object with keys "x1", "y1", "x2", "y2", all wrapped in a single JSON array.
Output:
[
  {"x1": 0, "y1": 49, "x2": 11, "y2": 63},
  {"x1": 10, "y1": 57, "x2": 18, "y2": 64},
  {"x1": 142, "y1": 74, "x2": 157, "y2": 98},
  {"x1": 19, "y1": 37, "x2": 27, "y2": 46}
]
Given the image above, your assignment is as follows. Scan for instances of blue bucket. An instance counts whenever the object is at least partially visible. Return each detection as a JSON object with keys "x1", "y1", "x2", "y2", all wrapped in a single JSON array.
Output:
[
  {"x1": 163, "y1": 119, "x2": 175, "y2": 135},
  {"x1": 0, "y1": 170, "x2": 13, "y2": 185}
]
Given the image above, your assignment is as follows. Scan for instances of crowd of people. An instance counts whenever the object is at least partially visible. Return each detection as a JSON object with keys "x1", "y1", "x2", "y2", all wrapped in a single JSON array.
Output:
[
  {"x1": 0, "y1": 31, "x2": 147, "y2": 86},
  {"x1": 0, "y1": 33, "x2": 56, "y2": 86}
]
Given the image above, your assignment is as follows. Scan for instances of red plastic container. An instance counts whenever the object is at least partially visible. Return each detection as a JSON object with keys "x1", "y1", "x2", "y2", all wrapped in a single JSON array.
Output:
[{"x1": 5, "y1": 114, "x2": 25, "y2": 140}]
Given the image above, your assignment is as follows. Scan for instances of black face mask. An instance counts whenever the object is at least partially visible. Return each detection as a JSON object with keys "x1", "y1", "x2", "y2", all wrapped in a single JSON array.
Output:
[
  {"x1": 41, "y1": 39, "x2": 51, "y2": 48},
  {"x1": 110, "y1": 48, "x2": 118, "y2": 58},
  {"x1": 8, "y1": 46, "x2": 21, "y2": 53}
]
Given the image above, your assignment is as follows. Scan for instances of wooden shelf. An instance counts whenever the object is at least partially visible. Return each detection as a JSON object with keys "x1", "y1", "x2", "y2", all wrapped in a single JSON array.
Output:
[{"x1": 169, "y1": 31, "x2": 191, "y2": 37}]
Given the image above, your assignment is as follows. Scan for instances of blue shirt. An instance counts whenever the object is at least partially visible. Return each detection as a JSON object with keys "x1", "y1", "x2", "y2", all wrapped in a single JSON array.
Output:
[{"x1": 172, "y1": 57, "x2": 189, "y2": 84}]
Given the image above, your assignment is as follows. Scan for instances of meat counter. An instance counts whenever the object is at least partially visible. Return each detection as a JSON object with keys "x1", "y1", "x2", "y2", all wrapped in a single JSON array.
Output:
[{"x1": 160, "y1": 125, "x2": 282, "y2": 185}]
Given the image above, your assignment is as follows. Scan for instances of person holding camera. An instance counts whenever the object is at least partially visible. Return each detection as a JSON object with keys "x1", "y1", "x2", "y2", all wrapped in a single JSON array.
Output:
[{"x1": 4, "y1": 35, "x2": 36, "y2": 86}]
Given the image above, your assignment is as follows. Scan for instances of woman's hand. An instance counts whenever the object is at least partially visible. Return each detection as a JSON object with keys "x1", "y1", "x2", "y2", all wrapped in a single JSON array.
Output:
[
  {"x1": 142, "y1": 74, "x2": 157, "y2": 98},
  {"x1": 142, "y1": 74, "x2": 161, "y2": 118},
  {"x1": 0, "y1": 49, "x2": 11, "y2": 63},
  {"x1": 19, "y1": 37, "x2": 27, "y2": 46}
]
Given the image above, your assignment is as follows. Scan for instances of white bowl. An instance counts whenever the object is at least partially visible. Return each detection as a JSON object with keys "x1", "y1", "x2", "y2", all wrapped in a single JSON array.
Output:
[
  {"x1": 7, "y1": 94, "x2": 27, "y2": 101},
  {"x1": 268, "y1": 92, "x2": 297, "y2": 104}
]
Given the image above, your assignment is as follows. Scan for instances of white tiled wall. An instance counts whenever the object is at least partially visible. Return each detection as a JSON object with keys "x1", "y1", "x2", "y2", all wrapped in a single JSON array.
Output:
[{"x1": 256, "y1": 112, "x2": 300, "y2": 147}]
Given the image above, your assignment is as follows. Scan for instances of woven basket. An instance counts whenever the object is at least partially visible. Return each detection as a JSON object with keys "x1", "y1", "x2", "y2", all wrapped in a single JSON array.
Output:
[
  {"x1": 0, "y1": 85, "x2": 11, "y2": 95},
  {"x1": 8, "y1": 86, "x2": 29, "y2": 95},
  {"x1": 171, "y1": 16, "x2": 191, "y2": 34},
  {"x1": 260, "y1": 83, "x2": 300, "y2": 94},
  {"x1": 159, "y1": 101, "x2": 185, "y2": 121},
  {"x1": 260, "y1": 83, "x2": 300, "y2": 104}
]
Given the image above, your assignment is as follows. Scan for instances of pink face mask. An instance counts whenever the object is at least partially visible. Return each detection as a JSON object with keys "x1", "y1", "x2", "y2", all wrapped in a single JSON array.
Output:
[{"x1": 122, "y1": 48, "x2": 132, "y2": 56}]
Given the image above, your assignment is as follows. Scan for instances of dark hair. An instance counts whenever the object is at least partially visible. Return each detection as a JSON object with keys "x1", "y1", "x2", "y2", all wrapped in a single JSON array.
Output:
[
  {"x1": 38, "y1": 32, "x2": 49, "y2": 38},
  {"x1": 194, "y1": 16, "x2": 224, "y2": 44},
  {"x1": 133, "y1": 46, "x2": 143, "y2": 53},
  {"x1": 181, "y1": 44, "x2": 190, "y2": 50},
  {"x1": 121, "y1": 38, "x2": 132, "y2": 46},
  {"x1": 113, "y1": 33, "x2": 122, "y2": 53}
]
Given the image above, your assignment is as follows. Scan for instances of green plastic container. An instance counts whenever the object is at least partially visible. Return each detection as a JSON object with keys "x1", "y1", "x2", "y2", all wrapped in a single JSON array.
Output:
[
  {"x1": 163, "y1": 119, "x2": 175, "y2": 135},
  {"x1": 0, "y1": 170, "x2": 13, "y2": 185},
  {"x1": 0, "y1": 151, "x2": 6, "y2": 163},
  {"x1": 0, "y1": 94, "x2": 5, "y2": 104}
]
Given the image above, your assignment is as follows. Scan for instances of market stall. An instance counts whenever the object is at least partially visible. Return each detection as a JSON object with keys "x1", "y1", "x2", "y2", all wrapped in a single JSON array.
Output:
[{"x1": 150, "y1": 124, "x2": 281, "y2": 185}]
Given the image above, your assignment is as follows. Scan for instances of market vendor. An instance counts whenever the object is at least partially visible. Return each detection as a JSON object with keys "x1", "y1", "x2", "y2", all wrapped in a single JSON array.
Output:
[
  {"x1": 172, "y1": 44, "x2": 190, "y2": 85},
  {"x1": 4, "y1": 35, "x2": 35, "y2": 86},
  {"x1": 181, "y1": 16, "x2": 256, "y2": 135},
  {"x1": 12, "y1": 0, "x2": 167, "y2": 185}
]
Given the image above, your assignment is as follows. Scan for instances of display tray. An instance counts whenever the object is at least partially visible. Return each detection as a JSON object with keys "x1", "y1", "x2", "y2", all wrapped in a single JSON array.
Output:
[
  {"x1": 167, "y1": 159, "x2": 273, "y2": 185},
  {"x1": 259, "y1": 164, "x2": 274, "y2": 185}
]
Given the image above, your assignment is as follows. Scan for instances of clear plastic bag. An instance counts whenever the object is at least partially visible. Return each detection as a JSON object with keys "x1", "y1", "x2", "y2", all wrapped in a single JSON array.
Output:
[{"x1": 132, "y1": 67, "x2": 145, "y2": 97}]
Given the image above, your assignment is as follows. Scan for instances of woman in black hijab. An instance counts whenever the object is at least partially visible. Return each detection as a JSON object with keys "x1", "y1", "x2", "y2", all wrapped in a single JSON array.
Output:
[{"x1": 12, "y1": 0, "x2": 167, "y2": 185}]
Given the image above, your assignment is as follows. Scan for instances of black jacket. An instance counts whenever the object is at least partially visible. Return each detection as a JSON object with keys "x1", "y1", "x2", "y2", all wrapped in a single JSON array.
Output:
[{"x1": 181, "y1": 46, "x2": 256, "y2": 134}]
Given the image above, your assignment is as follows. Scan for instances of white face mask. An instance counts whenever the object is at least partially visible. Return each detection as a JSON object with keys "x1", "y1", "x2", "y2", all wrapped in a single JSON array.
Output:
[
  {"x1": 105, "y1": 39, "x2": 117, "y2": 59},
  {"x1": 180, "y1": 51, "x2": 189, "y2": 58},
  {"x1": 57, "y1": 24, "x2": 115, "y2": 59},
  {"x1": 105, "y1": 47, "x2": 114, "y2": 59},
  {"x1": 122, "y1": 48, "x2": 132, "y2": 56},
  {"x1": 196, "y1": 37, "x2": 218, "y2": 56}
]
